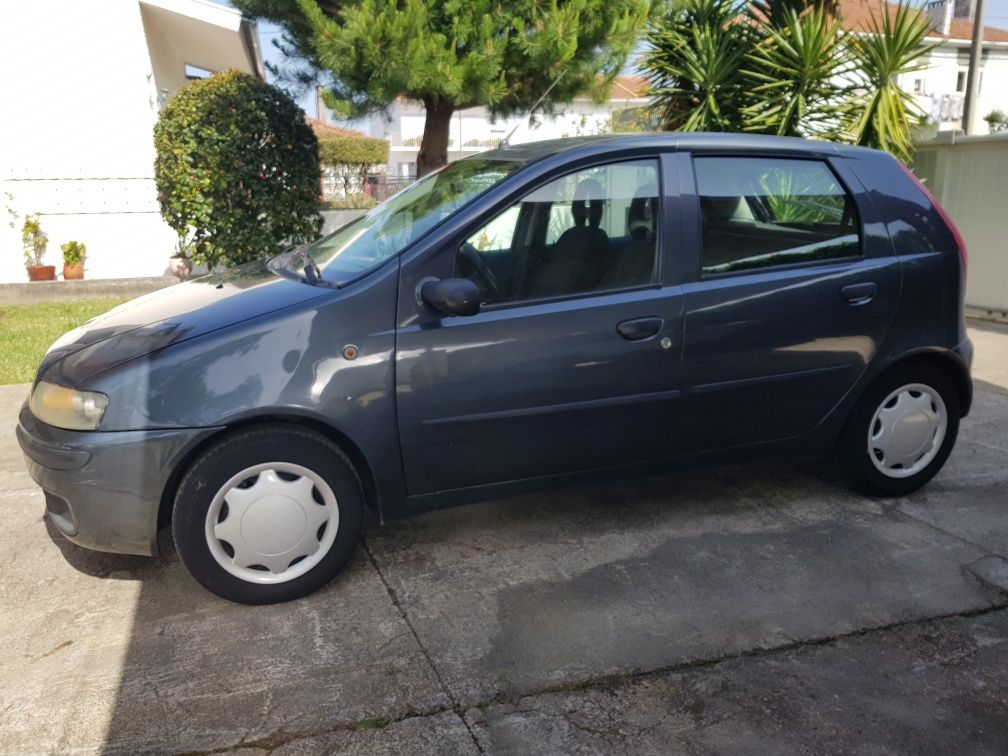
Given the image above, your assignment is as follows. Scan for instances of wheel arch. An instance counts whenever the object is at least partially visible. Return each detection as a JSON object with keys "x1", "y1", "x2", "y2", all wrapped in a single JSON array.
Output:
[
  {"x1": 157, "y1": 414, "x2": 382, "y2": 535},
  {"x1": 832, "y1": 347, "x2": 972, "y2": 454},
  {"x1": 877, "y1": 348, "x2": 972, "y2": 418}
]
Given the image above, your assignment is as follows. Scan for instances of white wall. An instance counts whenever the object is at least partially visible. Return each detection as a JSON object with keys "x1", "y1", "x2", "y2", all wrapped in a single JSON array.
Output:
[
  {"x1": 913, "y1": 132, "x2": 1008, "y2": 315},
  {"x1": 0, "y1": 0, "x2": 257, "y2": 283},
  {"x1": 0, "y1": 1, "x2": 170, "y2": 283}
]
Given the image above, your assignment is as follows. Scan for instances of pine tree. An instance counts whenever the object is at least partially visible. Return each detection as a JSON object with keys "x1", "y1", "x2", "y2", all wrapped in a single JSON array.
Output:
[{"x1": 235, "y1": 0, "x2": 654, "y2": 175}]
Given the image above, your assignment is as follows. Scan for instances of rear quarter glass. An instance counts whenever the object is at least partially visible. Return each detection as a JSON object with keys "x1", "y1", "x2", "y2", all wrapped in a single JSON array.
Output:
[{"x1": 843, "y1": 153, "x2": 959, "y2": 257}]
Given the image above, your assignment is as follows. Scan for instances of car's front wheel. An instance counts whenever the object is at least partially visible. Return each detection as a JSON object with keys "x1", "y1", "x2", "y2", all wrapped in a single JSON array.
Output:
[
  {"x1": 172, "y1": 425, "x2": 363, "y2": 604},
  {"x1": 837, "y1": 363, "x2": 960, "y2": 497}
]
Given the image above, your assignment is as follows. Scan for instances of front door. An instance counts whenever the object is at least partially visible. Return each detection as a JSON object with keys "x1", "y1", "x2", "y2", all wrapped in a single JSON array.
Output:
[{"x1": 395, "y1": 157, "x2": 685, "y2": 495}]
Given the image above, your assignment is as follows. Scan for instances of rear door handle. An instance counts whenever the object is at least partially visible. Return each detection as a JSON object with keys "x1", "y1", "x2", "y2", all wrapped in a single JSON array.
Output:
[
  {"x1": 617, "y1": 317, "x2": 663, "y2": 341},
  {"x1": 841, "y1": 282, "x2": 877, "y2": 304}
]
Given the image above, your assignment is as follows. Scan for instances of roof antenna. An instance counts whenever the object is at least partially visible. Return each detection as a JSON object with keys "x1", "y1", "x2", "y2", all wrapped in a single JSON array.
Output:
[{"x1": 501, "y1": 69, "x2": 567, "y2": 147}]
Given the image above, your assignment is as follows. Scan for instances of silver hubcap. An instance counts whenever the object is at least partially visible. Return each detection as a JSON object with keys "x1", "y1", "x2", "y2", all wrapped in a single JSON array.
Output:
[
  {"x1": 205, "y1": 462, "x2": 339, "y2": 584},
  {"x1": 867, "y1": 383, "x2": 947, "y2": 479}
]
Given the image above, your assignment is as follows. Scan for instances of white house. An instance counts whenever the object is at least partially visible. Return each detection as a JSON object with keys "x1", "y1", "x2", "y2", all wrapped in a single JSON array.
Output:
[
  {"x1": 349, "y1": 76, "x2": 650, "y2": 177},
  {"x1": 0, "y1": 0, "x2": 263, "y2": 283},
  {"x1": 841, "y1": 0, "x2": 1008, "y2": 132}
]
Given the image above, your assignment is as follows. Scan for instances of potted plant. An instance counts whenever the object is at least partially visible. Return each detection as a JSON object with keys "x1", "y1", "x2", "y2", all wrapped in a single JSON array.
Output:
[
  {"x1": 169, "y1": 233, "x2": 194, "y2": 280},
  {"x1": 61, "y1": 240, "x2": 86, "y2": 280},
  {"x1": 22, "y1": 214, "x2": 54, "y2": 281}
]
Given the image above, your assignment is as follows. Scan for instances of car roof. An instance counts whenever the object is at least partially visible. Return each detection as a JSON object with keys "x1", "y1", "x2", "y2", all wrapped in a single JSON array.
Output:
[{"x1": 485, "y1": 132, "x2": 877, "y2": 164}]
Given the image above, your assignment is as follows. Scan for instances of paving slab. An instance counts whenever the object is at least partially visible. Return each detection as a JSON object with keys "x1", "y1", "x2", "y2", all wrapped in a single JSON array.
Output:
[
  {"x1": 891, "y1": 384, "x2": 1008, "y2": 558},
  {"x1": 465, "y1": 609, "x2": 1008, "y2": 755},
  {"x1": 253, "y1": 711, "x2": 477, "y2": 755},
  {"x1": 1, "y1": 377, "x2": 452, "y2": 754},
  {"x1": 969, "y1": 320, "x2": 1008, "y2": 392},
  {"x1": 0, "y1": 515, "x2": 452, "y2": 755},
  {"x1": 367, "y1": 458, "x2": 1004, "y2": 708}
]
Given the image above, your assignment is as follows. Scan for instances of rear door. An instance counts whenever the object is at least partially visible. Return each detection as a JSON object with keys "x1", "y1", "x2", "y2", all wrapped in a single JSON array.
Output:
[
  {"x1": 395, "y1": 154, "x2": 686, "y2": 496},
  {"x1": 676, "y1": 152, "x2": 900, "y2": 453}
]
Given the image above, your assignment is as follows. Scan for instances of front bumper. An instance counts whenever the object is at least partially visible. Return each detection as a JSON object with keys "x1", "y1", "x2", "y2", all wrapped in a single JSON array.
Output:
[{"x1": 17, "y1": 403, "x2": 217, "y2": 556}]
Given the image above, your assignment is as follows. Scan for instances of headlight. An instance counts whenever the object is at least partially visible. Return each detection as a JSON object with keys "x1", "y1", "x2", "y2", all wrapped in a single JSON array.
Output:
[{"x1": 29, "y1": 382, "x2": 108, "y2": 431}]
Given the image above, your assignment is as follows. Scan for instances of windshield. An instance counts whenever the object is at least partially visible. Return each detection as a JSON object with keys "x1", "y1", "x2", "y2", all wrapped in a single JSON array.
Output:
[{"x1": 304, "y1": 158, "x2": 522, "y2": 284}]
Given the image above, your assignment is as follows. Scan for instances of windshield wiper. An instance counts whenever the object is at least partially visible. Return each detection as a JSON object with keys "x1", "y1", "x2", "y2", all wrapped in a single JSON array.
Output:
[
  {"x1": 272, "y1": 244, "x2": 325, "y2": 285},
  {"x1": 302, "y1": 256, "x2": 324, "y2": 285}
]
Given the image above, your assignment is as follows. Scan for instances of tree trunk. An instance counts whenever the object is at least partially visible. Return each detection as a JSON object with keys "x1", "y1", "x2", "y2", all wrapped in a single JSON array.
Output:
[{"x1": 416, "y1": 98, "x2": 454, "y2": 177}]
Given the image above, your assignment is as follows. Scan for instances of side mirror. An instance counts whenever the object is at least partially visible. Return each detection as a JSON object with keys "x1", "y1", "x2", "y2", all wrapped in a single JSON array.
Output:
[{"x1": 419, "y1": 277, "x2": 482, "y2": 317}]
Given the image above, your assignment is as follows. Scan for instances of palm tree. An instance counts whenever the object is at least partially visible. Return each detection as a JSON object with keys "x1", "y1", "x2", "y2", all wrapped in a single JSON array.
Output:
[
  {"x1": 644, "y1": 0, "x2": 750, "y2": 132},
  {"x1": 643, "y1": 0, "x2": 935, "y2": 162},
  {"x1": 743, "y1": 6, "x2": 854, "y2": 138},
  {"x1": 848, "y1": 2, "x2": 937, "y2": 162}
]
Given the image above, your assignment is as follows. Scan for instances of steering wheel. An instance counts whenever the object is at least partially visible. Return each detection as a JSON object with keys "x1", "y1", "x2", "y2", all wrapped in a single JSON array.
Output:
[{"x1": 459, "y1": 243, "x2": 502, "y2": 298}]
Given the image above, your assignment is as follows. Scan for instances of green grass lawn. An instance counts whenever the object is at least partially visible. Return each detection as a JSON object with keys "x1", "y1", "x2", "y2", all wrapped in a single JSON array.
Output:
[{"x1": 0, "y1": 298, "x2": 128, "y2": 385}]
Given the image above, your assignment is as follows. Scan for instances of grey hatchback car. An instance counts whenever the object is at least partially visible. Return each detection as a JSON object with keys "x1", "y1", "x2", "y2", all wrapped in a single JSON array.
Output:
[{"x1": 18, "y1": 134, "x2": 972, "y2": 603}]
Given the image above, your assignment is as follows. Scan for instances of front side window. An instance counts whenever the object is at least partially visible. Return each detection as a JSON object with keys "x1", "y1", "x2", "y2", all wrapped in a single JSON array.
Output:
[
  {"x1": 305, "y1": 158, "x2": 520, "y2": 284},
  {"x1": 458, "y1": 159, "x2": 660, "y2": 303},
  {"x1": 695, "y1": 157, "x2": 860, "y2": 275}
]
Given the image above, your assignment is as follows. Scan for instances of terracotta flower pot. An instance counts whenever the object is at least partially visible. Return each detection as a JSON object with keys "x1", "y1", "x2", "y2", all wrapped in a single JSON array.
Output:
[
  {"x1": 63, "y1": 263, "x2": 85, "y2": 280},
  {"x1": 26, "y1": 265, "x2": 56, "y2": 281},
  {"x1": 169, "y1": 256, "x2": 194, "y2": 280}
]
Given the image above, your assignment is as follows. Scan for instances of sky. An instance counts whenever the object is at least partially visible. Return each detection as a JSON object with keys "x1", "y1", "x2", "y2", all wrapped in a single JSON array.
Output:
[{"x1": 221, "y1": 0, "x2": 1008, "y2": 120}]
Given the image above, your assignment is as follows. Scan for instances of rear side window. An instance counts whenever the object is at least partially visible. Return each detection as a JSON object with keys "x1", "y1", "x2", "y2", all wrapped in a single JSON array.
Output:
[{"x1": 694, "y1": 157, "x2": 860, "y2": 275}]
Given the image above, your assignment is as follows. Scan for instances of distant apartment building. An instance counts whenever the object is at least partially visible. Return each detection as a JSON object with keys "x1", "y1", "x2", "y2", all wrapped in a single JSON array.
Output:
[
  {"x1": 842, "y1": 0, "x2": 1008, "y2": 132},
  {"x1": 345, "y1": 76, "x2": 649, "y2": 177}
]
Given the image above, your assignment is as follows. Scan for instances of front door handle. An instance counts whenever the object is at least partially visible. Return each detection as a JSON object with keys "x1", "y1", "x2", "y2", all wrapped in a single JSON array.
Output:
[
  {"x1": 617, "y1": 317, "x2": 663, "y2": 341},
  {"x1": 841, "y1": 282, "x2": 877, "y2": 304}
]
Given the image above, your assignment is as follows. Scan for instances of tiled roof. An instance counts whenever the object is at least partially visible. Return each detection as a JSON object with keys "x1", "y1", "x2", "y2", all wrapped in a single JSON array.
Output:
[
  {"x1": 610, "y1": 75, "x2": 649, "y2": 99},
  {"x1": 838, "y1": 0, "x2": 1008, "y2": 43},
  {"x1": 304, "y1": 117, "x2": 369, "y2": 139}
]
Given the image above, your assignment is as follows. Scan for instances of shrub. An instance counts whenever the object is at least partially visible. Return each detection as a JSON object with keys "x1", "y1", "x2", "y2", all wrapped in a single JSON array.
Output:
[
  {"x1": 61, "y1": 241, "x2": 86, "y2": 265},
  {"x1": 22, "y1": 214, "x2": 47, "y2": 267},
  {"x1": 318, "y1": 136, "x2": 388, "y2": 167},
  {"x1": 984, "y1": 109, "x2": 1008, "y2": 134},
  {"x1": 324, "y1": 195, "x2": 378, "y2": 210},
  {"x1": 154, "y1": 70, "x2": 322, "y2": 269}
]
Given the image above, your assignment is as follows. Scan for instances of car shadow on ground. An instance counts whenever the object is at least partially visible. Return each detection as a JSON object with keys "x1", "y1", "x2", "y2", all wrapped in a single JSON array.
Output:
[
  {"x1": 44, "y1": 518, "x2": 161, "y2": 580},
  {"x1": 65, "y1": 453, "x2": 857, "y2": 754}
]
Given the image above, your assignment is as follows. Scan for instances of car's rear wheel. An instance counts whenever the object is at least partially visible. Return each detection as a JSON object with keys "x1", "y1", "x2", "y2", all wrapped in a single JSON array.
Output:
[
  {"x1": 837, "y1": 363, "x2": 960, "y2": 497},
  {"x1": 172, "y1": 425, "x2": 363, "y2": 604}
]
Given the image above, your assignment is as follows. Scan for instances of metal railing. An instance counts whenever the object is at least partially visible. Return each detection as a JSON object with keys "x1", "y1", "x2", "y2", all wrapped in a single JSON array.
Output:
[{"x1": 365, "y1": 175, "x2": 416, "y2": 202}]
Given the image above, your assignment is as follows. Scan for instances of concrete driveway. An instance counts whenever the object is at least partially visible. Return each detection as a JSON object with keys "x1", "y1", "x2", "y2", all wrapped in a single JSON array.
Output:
[{"x1": 2, "y1": 322, "x2": 1007, "y2": 754}]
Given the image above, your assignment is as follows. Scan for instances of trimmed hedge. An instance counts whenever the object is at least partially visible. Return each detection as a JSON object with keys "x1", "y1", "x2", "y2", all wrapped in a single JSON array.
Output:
[
  {"x1": 318, "y1": 136, "x2": 389, "y2": 166},
  {"x1": 319, "y1": 135, "x2": 388, "y2": 200},
  {"x1": 154, "y1": 70, "x2": 322, "y2": 269}
]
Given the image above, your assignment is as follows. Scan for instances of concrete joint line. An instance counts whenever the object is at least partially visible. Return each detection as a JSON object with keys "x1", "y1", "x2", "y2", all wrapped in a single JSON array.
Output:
[
  {"x1": 878, "y1": 495, "x2": 1008, "y2": 561},
  {"x1": 965, "y1": 555, "x2": 1008, "y2": 593},
  {"x1": 361, "y1": 538, "x2": 486, "y2": 754},
  {"x1": 171, "y1": 707, "x2": 461, "y2": 756},
  {"x1": 175, "y1": 603, "x2": 1008, "y2": 756},
  {"x1": 461, "y1": 604, "x2": 1008, "y2": 713}
]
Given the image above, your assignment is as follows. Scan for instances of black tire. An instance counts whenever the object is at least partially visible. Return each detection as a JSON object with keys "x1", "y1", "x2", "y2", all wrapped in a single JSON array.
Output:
[
  {"x1": 172, "y1": 424, "x2": 363, "y2": 604},
  {"x1": 836, "y1": 362, "x2": 960, "y2": 497}
]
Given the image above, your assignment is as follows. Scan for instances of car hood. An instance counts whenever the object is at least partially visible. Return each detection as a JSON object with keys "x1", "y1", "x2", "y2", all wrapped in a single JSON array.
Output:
[{"x1": 36, "y1": 260, "x2": 329, "y2": 386}]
